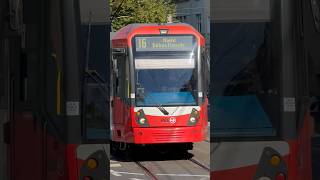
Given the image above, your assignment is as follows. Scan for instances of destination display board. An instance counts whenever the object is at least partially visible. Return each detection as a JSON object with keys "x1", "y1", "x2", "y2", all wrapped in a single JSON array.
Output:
[{"x1": 135, "y1": 36, "x2": 195, "y2": 51}]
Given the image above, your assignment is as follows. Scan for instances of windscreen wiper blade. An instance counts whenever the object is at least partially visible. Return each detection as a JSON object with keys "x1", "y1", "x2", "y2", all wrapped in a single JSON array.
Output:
[{"x1": 157, "y1": 105, "x2": 169, "y2": 115}]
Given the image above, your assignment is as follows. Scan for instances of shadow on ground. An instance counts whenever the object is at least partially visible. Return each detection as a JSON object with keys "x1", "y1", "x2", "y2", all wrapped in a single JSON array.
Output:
[{"x1": 111, "y1": 145, "x2": 194, "y2": 162}]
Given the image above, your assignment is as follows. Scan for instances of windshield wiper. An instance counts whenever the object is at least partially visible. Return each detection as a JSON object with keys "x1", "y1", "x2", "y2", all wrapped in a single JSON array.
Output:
[{"x1": 157, "y1": 104, "x2": 169, "y2": 115}]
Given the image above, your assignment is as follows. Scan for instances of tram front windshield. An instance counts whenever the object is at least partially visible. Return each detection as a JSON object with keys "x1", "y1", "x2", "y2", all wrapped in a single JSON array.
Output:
[{"x1": 133, "y1": 35, "x2": 198, "y2": 107}]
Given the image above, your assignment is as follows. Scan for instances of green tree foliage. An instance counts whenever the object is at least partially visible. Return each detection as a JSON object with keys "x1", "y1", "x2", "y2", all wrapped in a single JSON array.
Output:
[{"x1": 110, "y1": 0, "x2": 176, "y2": 31}]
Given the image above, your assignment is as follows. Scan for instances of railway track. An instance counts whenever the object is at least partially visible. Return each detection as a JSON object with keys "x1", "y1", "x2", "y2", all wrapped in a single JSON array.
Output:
[
  {"x1": 134, "y1": 161, "x2": 158, "y2": 180},
  {"x1": 110, "y1": 141, "x2": 210, "y2": 179},
  {"x1": 188, "y1": 158, "x2": 210, "y2": 172},
  {"x1": 130, "y1": 158, "x2": 210, "y2": 180}
]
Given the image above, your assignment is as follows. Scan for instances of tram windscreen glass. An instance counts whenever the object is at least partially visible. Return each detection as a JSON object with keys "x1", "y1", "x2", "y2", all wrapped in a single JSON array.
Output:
[
  {"x1": 135, "y1": 36, "x2": 194, "y2": 52},
  {"x1": 210, "y1": 0, "x2": 280, "y2": 138},
  {"x1": 133, "y1": 35, "x2": 198, "y2": 107}
]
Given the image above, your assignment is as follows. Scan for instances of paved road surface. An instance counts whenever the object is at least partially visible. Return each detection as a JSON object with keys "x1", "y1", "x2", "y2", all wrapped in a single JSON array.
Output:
[{"x1": 110, "y1": 141, "x2": 210, "y2": 180}]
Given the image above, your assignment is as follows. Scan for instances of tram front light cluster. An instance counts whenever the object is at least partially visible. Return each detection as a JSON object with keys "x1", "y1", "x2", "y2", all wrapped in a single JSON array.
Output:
[
  {"x1": 136, "y1": 109, "x2": 149, "y2": 126},
  {"x1": 188, "y1": 108, "x2": 200, "y2": 125}
]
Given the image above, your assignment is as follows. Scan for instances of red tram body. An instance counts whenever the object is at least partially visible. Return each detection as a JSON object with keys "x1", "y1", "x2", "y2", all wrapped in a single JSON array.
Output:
[
  {"x1": 0, "y1": 0, "x2": 110, "y2": 179},
  {"x1": 111, "y1": 24, "x2": 209, "y2": 146}
]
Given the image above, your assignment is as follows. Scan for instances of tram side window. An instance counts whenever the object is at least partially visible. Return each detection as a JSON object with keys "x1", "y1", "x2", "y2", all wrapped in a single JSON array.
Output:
[
  {"x1": 311, "y1": 0, "x2": 320, "y2": 32},
  {"x1": 115, "y1": 53, "x2": 127, "y2": 100}
]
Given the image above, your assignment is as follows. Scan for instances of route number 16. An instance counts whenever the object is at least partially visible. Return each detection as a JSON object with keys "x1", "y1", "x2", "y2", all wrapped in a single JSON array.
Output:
[{"x1": 138, "y1": 38, "x2": 147, "y2": 48}]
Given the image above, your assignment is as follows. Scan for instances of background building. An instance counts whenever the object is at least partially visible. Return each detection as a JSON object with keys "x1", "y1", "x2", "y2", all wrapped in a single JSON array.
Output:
[{"x1": 174, "y1": 0, "x2": 210, "y2": 49}]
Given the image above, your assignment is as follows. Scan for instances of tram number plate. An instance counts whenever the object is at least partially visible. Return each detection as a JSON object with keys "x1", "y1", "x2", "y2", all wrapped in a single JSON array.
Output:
[
  {"x1": 66, "y1": 101, "x2": 80, "y2": 116},
  {"x1": 283, "y1": 97, "x2": 296, "y2": 112}
]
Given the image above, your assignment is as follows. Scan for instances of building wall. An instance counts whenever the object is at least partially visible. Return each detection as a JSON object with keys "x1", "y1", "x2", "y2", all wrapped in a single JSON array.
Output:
[{"x1": 174, "y1": 0, "x2": 210, "y2": 48}]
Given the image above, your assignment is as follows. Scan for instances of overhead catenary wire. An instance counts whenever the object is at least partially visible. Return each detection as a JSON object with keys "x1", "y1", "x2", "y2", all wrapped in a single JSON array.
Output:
[{"x1": 110, "y1": 0, "x2": 127, "y2": 21}]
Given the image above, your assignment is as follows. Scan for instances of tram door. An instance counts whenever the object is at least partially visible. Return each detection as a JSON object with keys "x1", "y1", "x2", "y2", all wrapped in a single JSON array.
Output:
[
  {"x1": 0, "y1": 39, "x2": 10, "y2": 180},
  {"x1": 304, "y1": 0, "x2": 320, "y2": 179},
  {"x1": 112, "y1": 51, "x2": 127, "y2": 126},
  {"x1": 0, "y1": 1, "x2": 9, "y2": 179}
]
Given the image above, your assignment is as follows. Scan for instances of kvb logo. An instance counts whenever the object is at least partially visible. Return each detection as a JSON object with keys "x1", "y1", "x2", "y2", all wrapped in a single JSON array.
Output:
[
  {"x1": 161, "y1": 117, "x2": 176, "y2": 124},
  {"x1": 169, "y1": 117, "x2": 176, "y2": 124}
]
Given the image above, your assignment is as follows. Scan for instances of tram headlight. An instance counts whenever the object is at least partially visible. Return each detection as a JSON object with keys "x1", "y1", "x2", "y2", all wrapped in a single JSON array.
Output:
[
  {"x1": 190, "y1": 117, "x2": 196, "y2": 123},
  {"x1": 139, "y1": 118, "x2": 146, "y2": 124},
  {"x1": 258, "y1": 177, "x2": 271, "y2": 180},
  {"x1": 270, "y1": 155, "x2": 281, "y2": 166},
  {"x1": 87, "y1": 158, "x2": 98, "y2": 170},
  {"x1": 159, "y1": 29, "x2": 168, "y2": 34}
]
